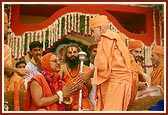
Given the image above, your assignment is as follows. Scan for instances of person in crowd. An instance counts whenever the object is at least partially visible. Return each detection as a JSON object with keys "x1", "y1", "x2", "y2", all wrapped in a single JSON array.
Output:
[
  {"x1": 59, "y1": 43, "x2": 93, "y2": 111},
  {"x1": 4, "y1": 61, "x2": 27, "y2": 92},
  {"x1": 4, "y1": 11, "x2": 29, "y2": 79},
  {"x1": 150, "y1": 45, "x2": 164, "y2": 93},
  {"x1": 56, "y1": 44, "x2": 66, "y2": 64},
  {"x1": 127, "y1": 40, "x2": 148, "y2": 108},
  {"x1": 24, "y1": 41, "x2": 43, "y2": 89},
  {"x1": 87, "y1": 43, "x2": 97, "y2": 68},
  {"x1": 134, "y1": 45, "x2": 164, "y2": 100},
  {"x1": 87, "y1": 43, "x2": 97, "y2": 108},
  {"x1": 16, "y1": 61, "x2": 27, "y2": 68},
  {"x1": 79, "y1": 15, "x2": 132, "y2": 111},
  {"x1": 24, "y1": 52, "x2": 79, "y2": 111},
  {"x1": 4, "y1": 11, "x2": 29, "y2": 112}
]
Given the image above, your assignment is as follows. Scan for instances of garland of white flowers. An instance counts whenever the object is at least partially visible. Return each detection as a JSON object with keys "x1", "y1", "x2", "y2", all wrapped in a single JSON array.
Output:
[
  {"x1": 159, "y1": 6, "x2": 164, "y2": 46},
  {"x1": 152, "y1": 5, "x2": 157, "y2": 46},
  {"x1": 141, "y1": 5, "x2": 156, "y2": 73},
  {"x1": 8, "y1": 7, "x2": 163, "y2": 61},
  {"x1": 142, "y1": 5, "x2": 165, "y2": 75},
  {"x1": 8, "y1": 12, "x2": 121, "y2": 60}
]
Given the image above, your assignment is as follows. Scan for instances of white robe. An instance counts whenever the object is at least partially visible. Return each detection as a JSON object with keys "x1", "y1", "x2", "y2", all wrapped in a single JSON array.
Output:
[{"x1": 24, "y1": 62, "x2": 41, "y2": 89}]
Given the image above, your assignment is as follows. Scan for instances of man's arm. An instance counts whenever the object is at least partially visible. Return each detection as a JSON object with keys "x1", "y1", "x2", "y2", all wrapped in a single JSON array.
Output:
[
  {"x1": 30, "y1": 80, "x2": 59, "y2": 108},
  {"x1": 84, "y1": 78, "x2": 92, "y2": 93},
  {"x1": 4, "y1": 62, "x2": 29, "y2": 76},
  {"x1": 78, "y1": 68, "x2": 95, "y2": 84}
]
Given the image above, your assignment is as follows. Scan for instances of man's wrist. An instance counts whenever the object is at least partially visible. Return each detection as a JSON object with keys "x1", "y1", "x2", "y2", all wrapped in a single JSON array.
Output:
[
  {"x1": 88, "y1": 68, "x2": 94, "y2": 78},
  {"x1": 56, "y1": 90, "x2": 63, "y2": 104},
  {"x1": 14, "y1": 67, "x2": 19, "y2": 73}
]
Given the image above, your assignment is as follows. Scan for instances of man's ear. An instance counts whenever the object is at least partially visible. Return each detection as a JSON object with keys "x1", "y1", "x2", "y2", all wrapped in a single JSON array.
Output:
[{"x1": 29, "y1": 50, "x2": 32, "y2": 54}]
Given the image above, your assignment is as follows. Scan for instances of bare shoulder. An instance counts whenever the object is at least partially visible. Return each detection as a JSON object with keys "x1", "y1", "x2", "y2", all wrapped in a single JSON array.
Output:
[{"x1": 30, "y1": 80, "x2": 40, "y2": 90}]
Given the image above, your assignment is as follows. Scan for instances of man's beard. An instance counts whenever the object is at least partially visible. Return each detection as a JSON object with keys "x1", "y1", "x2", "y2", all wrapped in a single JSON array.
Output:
[
  {"x1": 135, "y1": 56, "x2": 144, "y2": 63},
  {"x1": 66, "y1": 56, "x2": 80, "y2": 68}
]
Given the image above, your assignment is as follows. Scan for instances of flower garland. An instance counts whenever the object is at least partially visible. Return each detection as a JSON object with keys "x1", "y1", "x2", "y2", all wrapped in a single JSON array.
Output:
[
  {"x1": 41, "y1": 70, "x2": 65, "y2": 111},
  {"x1": 9, "y1": 11, "x2": 156, "y2": 60},
  {"x1": 152, "y1": 5, "x2": 157, "y2": 45}
]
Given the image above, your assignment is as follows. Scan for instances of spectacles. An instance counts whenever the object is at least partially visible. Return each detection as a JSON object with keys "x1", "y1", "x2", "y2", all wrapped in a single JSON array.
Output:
[{"x1": 50, "y1": 59, "x2": 61, "y2": 63}]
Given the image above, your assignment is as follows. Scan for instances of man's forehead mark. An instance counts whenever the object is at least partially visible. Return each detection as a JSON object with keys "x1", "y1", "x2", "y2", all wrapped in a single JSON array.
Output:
[{"x1": 68, "y1": 47, "x2": 77, "y2": 51}]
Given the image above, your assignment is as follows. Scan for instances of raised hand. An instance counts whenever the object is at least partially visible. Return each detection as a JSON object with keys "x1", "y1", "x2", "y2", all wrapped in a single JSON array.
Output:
[
  {"x1": 62, "y1": 83, "x2": 78, "y2": 98},
  {"x1": 16, "y1": 68, "x2": 30, "y2": 76}
]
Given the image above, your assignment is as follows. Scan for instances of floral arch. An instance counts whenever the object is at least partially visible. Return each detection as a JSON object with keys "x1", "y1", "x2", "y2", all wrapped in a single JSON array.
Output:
[{"x1": 6, "y1": 4, "x2": 164, "y2": 72}]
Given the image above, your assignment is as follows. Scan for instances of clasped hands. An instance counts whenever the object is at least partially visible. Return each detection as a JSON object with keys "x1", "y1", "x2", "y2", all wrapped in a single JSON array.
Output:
[{"x1": 62, "y1": 71, "x2": 89, "y2": 97}]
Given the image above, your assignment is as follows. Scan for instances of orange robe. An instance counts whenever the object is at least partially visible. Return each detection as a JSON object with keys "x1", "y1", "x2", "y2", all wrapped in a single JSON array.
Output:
[
  {"x1": 128, "y1": 54, "x2": 147, "y2": 108},
  {"x1": 4, "y1": 44, "x2": 12, "y2": 66},
  {"x1": 63, "y1": 65, "x2": 93, "y2": 111},
  {"x1": 24, "y1": 75, "x2": 59, "y2": 111},
  {"x1": 4, "y1": 73, "x2": 25, "y2": 92},
  {"x1": 150, "y1": 62, "x2": 164, "y2": 93},
  {"x1": 93, "y1": 30, "x2": 132, "y2": 111},
  {"x1": 4, "y1": 44, "x2": 21, "y2": 93},
  {"x1": 4, "y1": 44, "x2": 12, "y2": 78}
]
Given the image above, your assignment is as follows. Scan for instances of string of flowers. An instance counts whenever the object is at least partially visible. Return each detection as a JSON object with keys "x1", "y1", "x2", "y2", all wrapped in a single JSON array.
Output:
[
  {"x1": 64, "y1": 15, "x2": 67, "y2": 34},
  {"x1": 18, "y1": 36, "x2": 22, "y2": 59},
  {"x1": 48, "y1": 27, "x2": 51, "y2": 48},
  {"x1": 68, "y1": 13, "x2": 71, "y2": 33},
  {"x1": 159, "y1": 8, "x2": 163, "y2": 46},
  {"x1": 152, "y1": 5, "x2": 157, "y2": 45},
  {"x1": 8, "y1": 4, "x2": 12, "y2": 27},
  {"x1": 24, "y1": 33, "x2": 27, "y2": 55},
  {"x1": 73, "y1": 12, "x2": 77, "y2": 31},
  {"x1": 70, "y1": 13, "x2": 73, "y2": 31},
  {"x1": 27, "y1": 33, "x2": 31, "y2": 53},
  {"x1": 8, "y1": 12, "x2": 145, "y2": 60},
  {"x1": 42, "y1": 30, "x2": 46, "y2": 51},
  {"x1": 58, "y1": 17, "x2": 62, "y2": 39},
  {"x1": 50, "y1": 26, "x2": 54, "y2": 47},
  {"x1": 54, "y1": 20, "x2": 58, "y2": 42},
  {"x1": 41, "y1": 70, "x2": 65, "y2": 110}
]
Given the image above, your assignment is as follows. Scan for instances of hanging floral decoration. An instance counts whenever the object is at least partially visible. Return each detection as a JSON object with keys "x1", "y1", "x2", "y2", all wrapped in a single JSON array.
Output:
[
  {"x1": 8, "y1": 12, "x2": 120, "y2": 60},
  {"x1": 24, "y1": 33, "x2": 28, "y2": 55},
  {"x1": 8, "y1": 7, "x2": 163, "y2": 64}
]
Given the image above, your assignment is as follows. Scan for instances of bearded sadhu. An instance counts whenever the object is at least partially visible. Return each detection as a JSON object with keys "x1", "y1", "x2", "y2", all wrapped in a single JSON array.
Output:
[
  {"x1": 24, "y1": 52, "x2": 79, "y2": 111},
  {"x1": 127, "y1": 39, "x2": 148, "y2": 108},
  {"x1": 59, "y1": 43, "x2": 93, "y2": 111}
]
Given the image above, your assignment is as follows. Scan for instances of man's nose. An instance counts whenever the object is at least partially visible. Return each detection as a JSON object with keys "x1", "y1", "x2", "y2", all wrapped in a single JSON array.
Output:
[
  {"x1": 137, "y1": 53, "x2": 141, "y2": 57},
  {"x1": 71, "y1": 52, "x2": 76, "y2": 56},
  {"x1": 37, "y1": 50, "x2": 41, "y2": 54}
]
